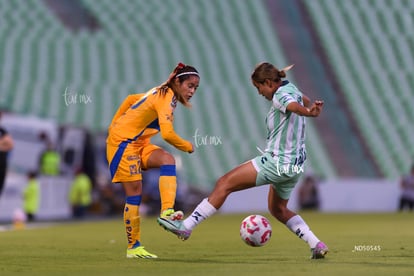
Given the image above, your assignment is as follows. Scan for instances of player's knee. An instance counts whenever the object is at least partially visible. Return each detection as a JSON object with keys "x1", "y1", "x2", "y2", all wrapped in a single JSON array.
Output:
[
  {"x1": 215, "y1": 176, "x2": 232, "y2": 195},
  {"x1": 159, "y1": 152, "x2": 175, "y2": 165}
]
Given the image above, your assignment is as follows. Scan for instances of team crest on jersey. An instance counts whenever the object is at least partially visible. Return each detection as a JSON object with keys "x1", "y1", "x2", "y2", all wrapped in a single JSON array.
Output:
[
  {"x1": 171, "y1": 96, "x2": 177, "y2": 109},
  {"x1": 129, "y1": 164, "x2": 138, "y2": 175}
]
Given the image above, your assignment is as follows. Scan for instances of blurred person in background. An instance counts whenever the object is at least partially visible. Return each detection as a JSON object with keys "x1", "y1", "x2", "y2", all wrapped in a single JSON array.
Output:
[
  {"x1": 106, "y1": 63, "x2": 199, "y2": 259},
  {"x1": 298, "y1": 175, "x2": 320, "y2": 211},
  {"x1": 398, "y1": 164, "x2": 414, "y2": 211},
  {"x1": 38, "y1": 132, "x2": 60, "y2": 176},
  {"x1": 158, "y1": 62, "x2": 329, "y2": 259},
  {"x1": 69, "y1": 168, "x2": 92, "y2": 218},
  {"x1": 23, "y1": 171, "x2": 41, "y2": 222},
  {"x1": 0, "y1": 111, "x2": 14, "y2": 197}
]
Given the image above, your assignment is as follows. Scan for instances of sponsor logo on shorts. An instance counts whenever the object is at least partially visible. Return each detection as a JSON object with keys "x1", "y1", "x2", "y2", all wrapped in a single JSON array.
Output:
[{"x1": 127, "y1": 155, "x2": 139, "y2": 161}]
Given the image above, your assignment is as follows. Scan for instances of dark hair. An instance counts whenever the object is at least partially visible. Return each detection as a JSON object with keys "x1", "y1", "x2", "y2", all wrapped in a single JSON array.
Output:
[
  {"x1": 159, "y1": 63, "x2": 199, "y2": 107},
  {"x1": 251, "y1": 62, "x2": 292, "y2": 84},
  {"x1": 28, "y1": 171, "x2": 38, "y2": 178}
]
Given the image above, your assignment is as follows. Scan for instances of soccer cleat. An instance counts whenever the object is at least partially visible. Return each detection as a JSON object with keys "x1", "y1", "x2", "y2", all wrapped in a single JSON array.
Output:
[
  {"x1": 157, "y1": 217, "x2": 192, "y2": 240},
  {"x1": 160, "y1": 208, "x2": 184, "y2": 221},
  {"x1": 310, "y1": 241, "x2": 329, "y2": 259},
  {"x1": 126, "y1": 246, "x2": 158, "y2": 259}
]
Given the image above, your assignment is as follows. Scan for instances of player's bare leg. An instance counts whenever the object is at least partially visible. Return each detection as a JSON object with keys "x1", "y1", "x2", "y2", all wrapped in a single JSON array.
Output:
[
  {"x1": 268, "y1": 186, "x2": 328, "y2": 259},
  {"x1": 158, "y1": 161, "x2": 257, "y2": 239}
]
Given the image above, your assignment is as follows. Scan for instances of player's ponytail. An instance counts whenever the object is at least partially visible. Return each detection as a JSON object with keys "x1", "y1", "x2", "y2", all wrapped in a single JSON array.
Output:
[
  {"x1": 159, "y1": 63, "x2": 186, "y2": 94},
  {"x1": 279, "y1": 64, "x2": 294, "y2": 79}
]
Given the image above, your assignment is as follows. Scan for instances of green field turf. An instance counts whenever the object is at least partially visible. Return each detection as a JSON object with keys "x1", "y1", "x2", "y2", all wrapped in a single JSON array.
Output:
[{"x1": 1, "y1": 212, "x2": 413, "y2": 276}]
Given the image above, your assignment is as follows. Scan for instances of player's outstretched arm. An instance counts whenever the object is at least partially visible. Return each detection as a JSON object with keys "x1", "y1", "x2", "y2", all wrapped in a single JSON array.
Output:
[
  {"x1": 287, "y1": 100, "x2": 324, "y2": 117},
  {"x1": 159, "y1": 123, "x2": 194, "y2": 153}
]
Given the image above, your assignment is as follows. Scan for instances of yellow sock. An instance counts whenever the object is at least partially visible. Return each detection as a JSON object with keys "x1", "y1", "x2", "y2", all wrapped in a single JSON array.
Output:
[
  {"x1": 159, "y1": 165, "x2": 177, "y2": 212},
  {"x1": 124, "y1": 195, "x2": 141, "y2": 249}
]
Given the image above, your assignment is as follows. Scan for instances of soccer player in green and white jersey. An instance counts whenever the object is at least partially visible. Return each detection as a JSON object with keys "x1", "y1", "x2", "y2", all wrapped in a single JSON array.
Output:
[{"x1": 158, "y1": 62, "x2": 328, "y2": 259}]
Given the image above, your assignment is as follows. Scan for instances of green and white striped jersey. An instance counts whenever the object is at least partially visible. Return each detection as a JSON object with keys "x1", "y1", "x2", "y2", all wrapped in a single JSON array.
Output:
[{"x1": 265, "y1": 80, "x2": 306, "y2": 166}]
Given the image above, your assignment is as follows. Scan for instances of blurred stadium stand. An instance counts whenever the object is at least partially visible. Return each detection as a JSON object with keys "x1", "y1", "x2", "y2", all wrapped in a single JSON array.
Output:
[
  {"x1": 305, "y1": 0, "x2": 414, "y2": 178},
  {"x1": 0, "y1": 0, "x2": 413, "y2": 192},
  {"x1": 268, "y1": 0, "x2": 380, "y2": 178}
]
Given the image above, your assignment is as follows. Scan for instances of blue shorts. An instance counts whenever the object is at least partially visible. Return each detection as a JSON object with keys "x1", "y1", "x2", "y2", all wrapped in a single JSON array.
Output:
[{"x1": 251, "y1": 152, "x2": 303, "y2": 200}]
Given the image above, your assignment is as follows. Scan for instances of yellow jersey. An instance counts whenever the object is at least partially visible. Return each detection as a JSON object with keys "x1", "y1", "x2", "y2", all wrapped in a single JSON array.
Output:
[{"x1": 107, "y1": 87, "x2": 192, "y2": 152}]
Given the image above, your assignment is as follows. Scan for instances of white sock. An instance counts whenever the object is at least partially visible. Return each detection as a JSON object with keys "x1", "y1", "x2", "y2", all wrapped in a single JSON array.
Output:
[
  {"x1": 285, "y1": 215, "x2": 320, "y2": 248},
  {"x1": 183, "y1": 198, "x2": 217, "y2": 230}
]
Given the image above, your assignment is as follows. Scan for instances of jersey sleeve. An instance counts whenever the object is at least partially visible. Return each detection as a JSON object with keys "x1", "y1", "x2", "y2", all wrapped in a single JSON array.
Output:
[
  {"x1": 154, "y1": 91, "x2": 193, "y2": 152},
  {"x1": 273, "y1": 90, "x2": 297, "y2": 113},
  {"x1": 110, "y1": 93, "x2": 145, "y2": 126}
]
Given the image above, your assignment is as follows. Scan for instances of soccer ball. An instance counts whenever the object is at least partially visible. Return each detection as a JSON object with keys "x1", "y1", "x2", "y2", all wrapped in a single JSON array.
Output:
[{"x1": 240, "y1": 214, "x2": 272, "y2": 247}]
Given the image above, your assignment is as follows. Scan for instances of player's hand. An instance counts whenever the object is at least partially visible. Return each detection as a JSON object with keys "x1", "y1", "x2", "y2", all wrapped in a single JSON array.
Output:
[
  {"x1": 188, "y1": 143, "x2": 195, "y2": 153},
  {"x1": 314, "y1": 100, "x2": 324, "y2": 107},
  {"x1": 308, "y1": 100, "x2": 324, "y2": 117}
]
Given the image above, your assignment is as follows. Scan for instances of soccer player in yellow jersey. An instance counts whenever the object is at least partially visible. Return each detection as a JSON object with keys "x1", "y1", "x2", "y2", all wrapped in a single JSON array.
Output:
[{"x1": 106, "y1": 63, "x2": 199, "y2": 258}]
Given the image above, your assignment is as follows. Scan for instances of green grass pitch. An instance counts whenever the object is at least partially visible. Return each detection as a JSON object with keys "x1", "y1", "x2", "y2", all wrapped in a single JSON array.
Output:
[{"x1": 1, "y1": 212, "x2": 413, "y2": 276}]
